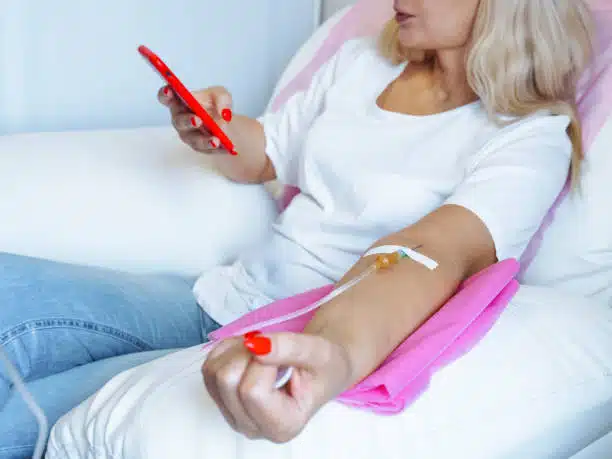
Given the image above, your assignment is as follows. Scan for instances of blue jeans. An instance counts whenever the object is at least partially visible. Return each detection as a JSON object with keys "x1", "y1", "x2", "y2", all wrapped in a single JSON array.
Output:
[{"x1": 0, "y1": 253, "x2": 221, "y2": 459}]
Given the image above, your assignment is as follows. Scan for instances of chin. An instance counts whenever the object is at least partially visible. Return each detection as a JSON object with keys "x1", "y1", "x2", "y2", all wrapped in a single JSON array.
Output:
[{"x1": 397, "y1": 28, "x2": 421, "y2": 47}]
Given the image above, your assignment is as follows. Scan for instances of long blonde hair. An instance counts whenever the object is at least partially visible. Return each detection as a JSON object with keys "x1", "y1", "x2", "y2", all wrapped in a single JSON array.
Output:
[{"x1": 379, "y1": 0, "x2": 594, "y2": 185}]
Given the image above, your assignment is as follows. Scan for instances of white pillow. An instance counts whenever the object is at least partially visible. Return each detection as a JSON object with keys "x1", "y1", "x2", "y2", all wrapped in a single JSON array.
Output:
[
  {"x1": 0, "y1": 7, "x2": 356, "y2": 275},
  {"x1": 263, "y1": 6, "x2": 354, "y2": 198},
  {"x1": 0, "y1": 127, "x2": 277, "y2": 275},
  {"x1": 268, "y1": 6, "x2": 353, "y2": 106},
  {"x1": 520, "y1": 115, "x2": 612, "y2": 303},
  {"x1": 583, "y1": 116, "x2": 612, "y2": 254},
  {"x1": 519, "y1": 5, "x2": 612, "y2": 303}
]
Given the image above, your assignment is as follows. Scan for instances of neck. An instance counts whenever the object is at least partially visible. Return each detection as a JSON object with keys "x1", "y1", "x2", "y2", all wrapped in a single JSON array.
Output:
[
  {"x1": 430, "y1": 47, "x2": 477, "y2": 104},
  {"x1": 433, "y1": 48, "x2": 467, "y2": 82}
]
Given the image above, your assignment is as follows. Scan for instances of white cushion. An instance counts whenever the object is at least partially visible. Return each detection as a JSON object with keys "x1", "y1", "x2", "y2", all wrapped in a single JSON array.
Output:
[
  {"x1": 0, "y1": 127, "x2": 277, "y2": 275},
  {"x1": 520, "y1": 4, "x2": 612, "y2": 303},
  {"x1": 268, "y1": 6, "x2": 353, "y2": 106},
  {"x1": 584, "y1": 117, "x2": 612, "y2": 253},
  {"x1": 46, "y1": 285, "x2": 612, "y2": 459},
  {"x1": 520, "y1": 115, "x2": 612, "y2": 303}
]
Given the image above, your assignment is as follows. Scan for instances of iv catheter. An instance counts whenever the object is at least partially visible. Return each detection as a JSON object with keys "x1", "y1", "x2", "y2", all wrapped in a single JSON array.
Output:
[{"x1": 229, "y1": 245, "x2": 439, "y2": 389}]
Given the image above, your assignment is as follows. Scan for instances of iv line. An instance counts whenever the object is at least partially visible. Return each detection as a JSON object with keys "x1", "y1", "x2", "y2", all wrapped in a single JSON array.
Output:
[{"x1": 0, "y1": 345, "x2": 48, "y2": 459}]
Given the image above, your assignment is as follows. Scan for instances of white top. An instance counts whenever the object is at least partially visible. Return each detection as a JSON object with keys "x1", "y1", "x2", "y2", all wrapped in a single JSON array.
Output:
[{"x1": 194, "y1": 38, "x2": 572, "y2": 325}]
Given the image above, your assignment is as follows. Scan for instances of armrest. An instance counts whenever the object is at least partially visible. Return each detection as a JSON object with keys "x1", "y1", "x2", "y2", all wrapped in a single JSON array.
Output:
[{"x1": 0, "y1": 126, "x2": 277, "y2": 275}]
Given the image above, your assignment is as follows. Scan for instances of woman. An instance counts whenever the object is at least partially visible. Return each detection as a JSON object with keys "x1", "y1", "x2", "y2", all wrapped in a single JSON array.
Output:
[{"x1": 1, "y1": 0, "x2": 593, "y2": 457}]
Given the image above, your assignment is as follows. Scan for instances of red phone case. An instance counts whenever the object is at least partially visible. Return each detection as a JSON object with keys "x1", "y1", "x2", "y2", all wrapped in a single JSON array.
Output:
[{"x1": 138, "y1": 45, "x2": 237, "y2": 155}]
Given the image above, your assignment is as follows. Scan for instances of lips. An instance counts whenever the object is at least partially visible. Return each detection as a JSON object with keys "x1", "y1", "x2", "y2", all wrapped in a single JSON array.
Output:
[
  {"x1": 395, "y1": 12, "x2": 415, "y2": 24},
  {"x1": 395, "y1": 9, "x2": 415, "y2": 24}
]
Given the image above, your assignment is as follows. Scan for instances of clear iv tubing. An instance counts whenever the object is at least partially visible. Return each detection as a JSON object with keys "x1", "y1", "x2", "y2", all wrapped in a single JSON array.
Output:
[
  {"x1": 228, "y1": 263, "x2": 379, "y2": 339},
  {"x1": 0, "y1": 252, "x2": 409, "y2": 455},
  {"x1": 224, "y1": 246, "x2": 435, "y2": 340},
  {"x1": 222, "y1": 256, "x2": 393, "y2": 390},
  {"x1": 0, "y1": 346, "x2": 48, "y2": 459},
  {"x1": 0, "y1": 264, "x2": 377, "y2": 457}
]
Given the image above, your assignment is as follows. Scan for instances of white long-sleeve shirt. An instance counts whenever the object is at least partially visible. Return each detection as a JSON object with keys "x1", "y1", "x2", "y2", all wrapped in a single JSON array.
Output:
[{"x1": 194, "y1": 38, "x2": 572, "y2": 325}]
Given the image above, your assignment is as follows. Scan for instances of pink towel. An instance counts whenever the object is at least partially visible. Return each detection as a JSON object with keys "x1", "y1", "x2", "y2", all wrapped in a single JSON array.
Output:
[{"x1": 208, "y1": 259, "x2": 520, "y2": 415}]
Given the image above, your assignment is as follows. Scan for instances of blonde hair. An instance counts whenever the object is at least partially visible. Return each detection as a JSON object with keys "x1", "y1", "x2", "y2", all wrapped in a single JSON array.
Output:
[{"x1": 379, "y1": 0, "x2": 594, "y2": 185}]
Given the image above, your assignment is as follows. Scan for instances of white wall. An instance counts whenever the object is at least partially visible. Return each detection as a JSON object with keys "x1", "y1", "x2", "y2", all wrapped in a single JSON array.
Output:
[
  {"x1": 0, "y1": 0, "x2": 317, "y2": 135},
  {"x1": 323, "y1": 0, "x2": 356, "y2": 19}
]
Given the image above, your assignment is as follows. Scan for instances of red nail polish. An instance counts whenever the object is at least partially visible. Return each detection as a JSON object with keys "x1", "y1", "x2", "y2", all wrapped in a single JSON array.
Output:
[
  {"x1": 209, "y1": 140, "x2": 216, "y2": 148},
  {"x1": 163, "y1": 87, "x2": 170, "y2": 96},
  {"x1": 244, "y1": 331, "x2": 261, "y2": 340},
  {"x1": 244, "y1": 336, "x2": 271, "y2": 356},
  {"x1": 221, "y1": 109, "x2": 233, "y2": 122},
  {"x1": 191, "y1": 117, "x2": 199, "y2": 128}
]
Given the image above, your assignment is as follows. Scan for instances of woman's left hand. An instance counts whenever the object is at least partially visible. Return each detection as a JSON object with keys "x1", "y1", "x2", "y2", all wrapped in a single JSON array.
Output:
[{"x1": 201, "y1": 332, "x2": 352, "y2": 443}]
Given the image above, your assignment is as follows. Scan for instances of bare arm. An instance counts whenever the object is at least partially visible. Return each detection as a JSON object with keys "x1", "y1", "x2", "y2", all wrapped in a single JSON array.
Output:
[
  {"x1": 304, "y1": 204, "x2": 497, "y2": 384},
  {"x1": 201, "y1": 203, "x2": 498, "y2": 443},
  {"x1": 200, "y1": 117, "x2": 570, "y2": 443},
  {"x1": 159, "y1": 86, "x2": 276, "y2": 184}
]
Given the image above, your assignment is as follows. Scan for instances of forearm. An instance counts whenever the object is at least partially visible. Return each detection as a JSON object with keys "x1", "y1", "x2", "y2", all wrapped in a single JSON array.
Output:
[
  {"x1": 303, "y1": 216, "x2": 492, "y2": 388},
  {"x1": 211, "y1": 115, "x2": 275, "y2": 184}
]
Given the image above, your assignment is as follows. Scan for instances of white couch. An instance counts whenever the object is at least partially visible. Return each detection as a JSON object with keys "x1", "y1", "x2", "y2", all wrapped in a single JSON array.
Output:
[{"x1": 2, "y1": 4, "x2": 612, "y2": 459}]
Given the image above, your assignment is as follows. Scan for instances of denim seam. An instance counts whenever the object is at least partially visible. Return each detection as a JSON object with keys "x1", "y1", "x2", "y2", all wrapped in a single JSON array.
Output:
[
  {"x1": 0, "y1": 443, "x2": 35, "y2": 454},
  {"x1": 0, "y1": 318, "x2": 154, "y2": 352}
]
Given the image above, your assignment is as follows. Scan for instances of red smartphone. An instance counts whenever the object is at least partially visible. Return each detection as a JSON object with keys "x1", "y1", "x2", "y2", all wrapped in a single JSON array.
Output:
[{"x1": 138, "y1": 45, "x2": 237, "y2": 155}]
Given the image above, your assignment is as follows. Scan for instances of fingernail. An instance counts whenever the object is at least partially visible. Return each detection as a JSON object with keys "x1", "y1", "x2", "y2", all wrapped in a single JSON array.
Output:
[
  {"x1": 244, "y1": 335, "x2": 271, "y2": 356},
  {"x1": 190, "y1": 116, "x2": 200, "y2": 128},
  {"x1": 244, "y1": 331, "x2": 261, "y2": 340},
  {"x1": 209, "y1": 140, "x2": 217, "y2": 148},
  {"x1": 221, "y1": 109, "x2": 233, "y2": 122},
  {"x1": 163, "y1": 87, "x2": 171, "y2": 97}
]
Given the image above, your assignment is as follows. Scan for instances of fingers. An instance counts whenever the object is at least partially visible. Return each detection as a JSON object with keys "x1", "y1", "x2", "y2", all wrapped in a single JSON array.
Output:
[
  {"x1": 180, "y1": 131, "x2": 221, "y2": 153},
  {"x1": 203, "y1": 336, "x2": 320, "y2": 444},
  {"x1": 172, "y1": 112, "x2": 198, "y2": 131},
  {"x1": 239, "y1": 359, "x2": 301, "y2": 443},
  {"x1": 202, "y1": 361, "x2": 237, "y2": 430},
  {"x1": 202, "y1": 340, "x2": 239, "y2": 428},
  {"x1": 203, "y1": 86, "x2": 233, "y2": 121},
  {"x1": 160, "y1": 85, "x2": 228, "y2": 154},
  {"x1": 203, "y1": 341, "x2": 260, "y2": 438},
  {"x1": 244, "y1": 332, "x2": 351, "y2": 410},
  {"x1": 206, "y1": 338, "x2": 239, "y2": 361},
  {"x1": 172, "y1": 111, "x2": 223, "y2": 153},
  {"x1": 217, "y1": 353, "x2": 262, "y2": 438},
  {"x1": 157, "y1": 86, "x2": 172, "y2": 106},
  {"x1": 158, "y1": 86, "x2": 185, "y2": 116},
  {"x1": 252, "y1": 333, "x2": 336, "y2": 373},
  {"x1": 162, "y1": 85, "x2": 233, "y2": 120}
]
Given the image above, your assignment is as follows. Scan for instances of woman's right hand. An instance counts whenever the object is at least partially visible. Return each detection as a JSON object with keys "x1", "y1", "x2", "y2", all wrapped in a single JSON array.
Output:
[
  {"x1": 159, "y1": 85, "x2": 234, "y2": 154},
  {"x1": 157, "y1": 85, "x2": 273, "y2": 184}
]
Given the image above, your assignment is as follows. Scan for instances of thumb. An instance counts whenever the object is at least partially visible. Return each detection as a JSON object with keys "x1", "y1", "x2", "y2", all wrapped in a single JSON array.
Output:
[
  {"x1": 209, "y1": 86, "x2": 233, "y2": 123},
  {"x1": 246, "y1": 332, "x2": 336, "y2": 373}
]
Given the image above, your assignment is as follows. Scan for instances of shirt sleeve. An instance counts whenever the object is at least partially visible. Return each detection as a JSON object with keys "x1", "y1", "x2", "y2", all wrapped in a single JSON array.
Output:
[
  {"x1": 257, "y1": 39, "x2": 367, "y2": 186},
  {"x1": 444, "y1": 114, "x2": 573, "y2": 261}
]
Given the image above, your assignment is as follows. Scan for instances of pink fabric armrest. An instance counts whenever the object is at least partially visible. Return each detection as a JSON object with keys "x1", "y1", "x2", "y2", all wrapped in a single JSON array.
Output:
[{"x1": 208, "y1": 259, "x2": 520, "y2": 415}]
